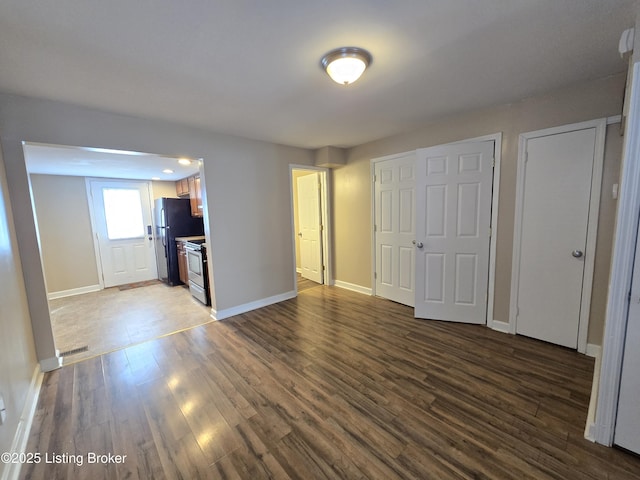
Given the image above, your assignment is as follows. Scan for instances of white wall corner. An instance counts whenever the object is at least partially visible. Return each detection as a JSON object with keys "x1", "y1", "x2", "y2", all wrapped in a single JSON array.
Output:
[
  {"x1": 0, "y1": 366, "x2": 43, "y2": 480},
  {"x1": 333, "y1": 280, "x2": 373, "y2": 296},
  {"x1": 211, "y1": 290, "x2": 297, "y2": 321}
]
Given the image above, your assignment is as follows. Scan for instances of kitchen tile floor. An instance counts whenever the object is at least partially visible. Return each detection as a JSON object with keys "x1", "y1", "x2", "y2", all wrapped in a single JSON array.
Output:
[{"x1": 50, "y1": 283, "x2": 213, "y2": 365}]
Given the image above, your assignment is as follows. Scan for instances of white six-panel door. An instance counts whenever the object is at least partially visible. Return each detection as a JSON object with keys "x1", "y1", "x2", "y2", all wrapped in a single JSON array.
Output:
[
  {"x1": 414, "y1": 141, "x2": 494, "y2": 323},
  {"x1": 89, "y1": 179, "x2": 157, "y2": 288},
  {"x1": 374, "y1": 152, "x2": 416, "y2": 307},
  {"x1": 297, "y1": 173, "x2": 323, "y2": 284}
]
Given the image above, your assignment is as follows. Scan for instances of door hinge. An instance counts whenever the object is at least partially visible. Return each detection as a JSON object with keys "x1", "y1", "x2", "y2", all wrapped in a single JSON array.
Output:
[
  {"x1": 516, "y1": 306, "x2": 520, "y2": 317},
  {"x1": 373, "y1": 174, "x2": 377, "y2": 183},
  {"x1": 488, "y1": 227, "x2": 492, "y2": 237},
  {"x1": 374, "y1": 224, "x2": 377, "y2": 232},
  {"x1": 374, "y1": 272, "x2": 377, "y2": 279},
  {"x1": 524, "y1": 150, "x2": 529, "y2": 163},
  {"x1": 322, "y1": 265, "x2": 326, "y2": 271},
  {"x1": 492, "y1": 157, "x2": 495, "y2": 168}
]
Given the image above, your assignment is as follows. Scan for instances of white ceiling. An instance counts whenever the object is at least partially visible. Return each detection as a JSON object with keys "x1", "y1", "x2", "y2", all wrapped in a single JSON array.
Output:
[
  {"x1": 24, "y1": 143, "x2": 200, "y2": 181},
  {"x1": 0, "y1": 0, "x2": 635, "y2": 154}
]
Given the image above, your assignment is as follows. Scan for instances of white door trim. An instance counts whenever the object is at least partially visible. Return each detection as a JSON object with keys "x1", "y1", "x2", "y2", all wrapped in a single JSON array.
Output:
[
  {"x1": 594, "y1": 62, "x2": 640, "y2": 446},
  {"x1": 510, "y1": 119, "x2": 606, "y2": 354},
  {"x1": 289, "y1": 165, "x2": 332, "y2": 291},
  {"x1": 370, "y1": 132, "x2": 502, "y2": 327}
]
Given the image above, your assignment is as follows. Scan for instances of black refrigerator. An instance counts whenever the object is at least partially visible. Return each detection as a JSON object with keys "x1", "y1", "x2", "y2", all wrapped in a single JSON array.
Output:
[{"x1": 154, "y1": 198, "x2": 204, "y2": 286}]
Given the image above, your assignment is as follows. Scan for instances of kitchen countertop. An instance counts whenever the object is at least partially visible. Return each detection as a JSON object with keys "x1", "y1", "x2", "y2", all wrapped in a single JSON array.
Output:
[{"x1": 175, "y1": 236, "x2": 206, "y2": 242}]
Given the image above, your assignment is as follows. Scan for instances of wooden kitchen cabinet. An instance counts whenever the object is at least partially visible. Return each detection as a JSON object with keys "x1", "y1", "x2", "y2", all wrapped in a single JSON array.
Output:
[
  {"x1": 176, "y1": 240, "x2": 188, "y2": 284},
  {"x1": 189, "y1": 175, "x2": 203, "y2": 217},
  {"x1": 175, "y1": 177, "x2": 190, "y2": 197}
]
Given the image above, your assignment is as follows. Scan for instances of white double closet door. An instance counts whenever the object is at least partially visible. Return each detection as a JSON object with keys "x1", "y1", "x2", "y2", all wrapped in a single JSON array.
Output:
[{"x1": 374, "y1": 140, "x2": 494, "y2": 324}]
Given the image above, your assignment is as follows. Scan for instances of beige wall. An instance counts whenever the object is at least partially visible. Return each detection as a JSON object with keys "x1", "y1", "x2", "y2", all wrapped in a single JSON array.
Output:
[
  {"x1": 335, "y1": 73, "x2": 626, "y2": 346},
  {"x1": 30, "y1": 174, "x2": 99, "y2": 293},
  {"x1": 152, "y1": 180, "x2": 179, "y2": 199},
  {"x1": 0, "y1": 147, "x2": 38, "y2": 466},
  {"x1": 589, "y1": 123, "x2": 624, "y2": 345}
]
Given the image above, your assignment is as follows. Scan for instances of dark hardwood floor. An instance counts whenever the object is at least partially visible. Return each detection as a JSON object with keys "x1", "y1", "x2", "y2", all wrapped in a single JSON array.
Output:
[{"x1": 22, "y1": 286, "x2": 640, "y2": 479}]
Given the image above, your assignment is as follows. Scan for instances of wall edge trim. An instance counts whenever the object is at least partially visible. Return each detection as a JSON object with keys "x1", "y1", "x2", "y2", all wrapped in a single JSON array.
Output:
[
  {"x1": 0, "y1": 366, "x2": 43, "y2": 480},
  {"x1": 47, "y1": 284, "x2": 101, "y2": 300},
  {"x1": 211, "y1": 290, "x2": 297, "y2": 321},
  {"x1": 334, "y1": 280, "x2": 372, "y2": 296}
]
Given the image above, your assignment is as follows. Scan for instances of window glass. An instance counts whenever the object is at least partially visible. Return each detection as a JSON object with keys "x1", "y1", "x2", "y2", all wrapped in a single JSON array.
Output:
[{"x1": 102, "y1": 188, "x2": 144, "y2": 240}]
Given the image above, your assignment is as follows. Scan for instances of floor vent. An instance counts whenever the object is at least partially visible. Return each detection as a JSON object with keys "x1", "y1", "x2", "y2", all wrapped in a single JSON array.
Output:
[{"x1": 60, "y1": 346, "x2": 89, "y2": 357}]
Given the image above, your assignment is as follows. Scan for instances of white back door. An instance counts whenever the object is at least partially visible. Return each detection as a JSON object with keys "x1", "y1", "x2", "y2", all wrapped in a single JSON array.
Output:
[
  {"x1": 514, "y1": 128, "x2": 597, "y2": 348},
  {"x1": 89, "y1": 179, "x2": 157, "y2": 288},
  {"x1": 297, "y1": 173, "x2": 323, "y2": 284},
  {"x1": 415, "y1": 141, "x2": 494, "y2": 323},
  {"x1": 374, "y1": 152, "x2": 416, "y2": 307}
]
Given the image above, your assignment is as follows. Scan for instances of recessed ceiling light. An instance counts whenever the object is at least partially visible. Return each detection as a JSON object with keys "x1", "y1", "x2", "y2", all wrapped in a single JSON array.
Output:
[
  {"x1": 178, "y1": 158, "x2": 192, "y2": 166},
  {"x1": 162, "y1": 169, "x2": 174, "y2": 174},
  {"x1": 321, "y1": 47, "x2": 372, "y2": 85}
]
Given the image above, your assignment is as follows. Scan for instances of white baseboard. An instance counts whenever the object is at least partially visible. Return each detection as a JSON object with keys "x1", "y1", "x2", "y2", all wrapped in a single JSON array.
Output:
[
  {"x1": 333, "y1": 280, "x2": 372, "y2": 296},
  {"x1": 585, "y1": 343, "x2": 602, "y2": 359},
  {"x1": 211, "y1": 290, "x2": 297, "y2": 321},
  {"x1": 48, "y1": 284, "x2": 101, "y2": 300},
  {"x1": 1, "y1": 366, "x2": 43, "y2": 480},
  {"x1": 296, "y1": 268, "x2": 302, "y2": 274},
  {"x1": 39, "y1": 354, "x2": 62, "y2": 373},
  {"x1": 585, "y1": 345, "x2": 603, "y2": 442},
  {"x1": 490, "y1": 320, "x2": 510, "y2": 333}
]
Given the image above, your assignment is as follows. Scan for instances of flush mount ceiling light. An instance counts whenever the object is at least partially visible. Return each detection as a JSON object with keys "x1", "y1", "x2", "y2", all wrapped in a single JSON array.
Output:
[{"x1": 321, "y1": 47, "x2": 372, "y2": 85}]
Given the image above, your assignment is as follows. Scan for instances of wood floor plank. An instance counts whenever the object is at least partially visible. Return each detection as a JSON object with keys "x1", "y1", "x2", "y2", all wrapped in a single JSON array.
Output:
[{"x1": 20, "y1": 285, "x2": 640, "y2": 480}]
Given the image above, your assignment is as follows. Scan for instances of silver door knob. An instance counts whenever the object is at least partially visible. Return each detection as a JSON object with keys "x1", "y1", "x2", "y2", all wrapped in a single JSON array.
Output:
[
  {"x1": 298, "y1": 232, "x2": 302, "y2": 237},
  {"x1": 572, "y1": 250, "x2": 584, "y2": 258},
  {"x1": 412, "y1": 240, "x2": 424, "y2": 249}
]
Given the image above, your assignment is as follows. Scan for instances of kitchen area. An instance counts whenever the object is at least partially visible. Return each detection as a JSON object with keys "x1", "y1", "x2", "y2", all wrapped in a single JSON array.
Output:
[
  {"x1": 156, "y1": 173, "x2": 211, "y2": 306},
  {"x1": 25, "y1": 143, "x2": 215, "y2": 364}
]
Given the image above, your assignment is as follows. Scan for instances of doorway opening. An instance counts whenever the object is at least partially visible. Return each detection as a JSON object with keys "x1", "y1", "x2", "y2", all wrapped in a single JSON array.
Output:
[
  {"x1": 290, "y1": 166, "x2": 331, "y2": 293},
  {"x1": 24, "y1": 141, "x2": 212, "y2": 363}
]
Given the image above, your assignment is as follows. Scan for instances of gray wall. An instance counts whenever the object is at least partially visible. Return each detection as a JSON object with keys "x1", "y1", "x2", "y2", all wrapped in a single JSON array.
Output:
[
  {"x1": 0, "y1": 92, "x2": 314, "y2": 365},
  {"x1": 0, "y1": 147, "x2": 38, "y2": 467},
  {"x1": 334, "y1": 73, "x2": 625, "y2": 346},
  {"x1": 30, "y1": 174, "x2": 98, "y2": 293}
]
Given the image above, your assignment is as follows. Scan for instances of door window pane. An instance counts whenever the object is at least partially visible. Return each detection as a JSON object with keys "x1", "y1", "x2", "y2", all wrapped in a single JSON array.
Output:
[{"x1": 102, "y1": 188, "x2": 144, "y2": 240}]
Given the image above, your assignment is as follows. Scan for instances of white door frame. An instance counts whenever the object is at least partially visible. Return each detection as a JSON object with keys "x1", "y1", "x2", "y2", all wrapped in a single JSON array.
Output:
[
  {"x1": 370, "y1": 132, "x2": 502, "y2": 328},
  {"x1": 85, "y1": 177, "x2": 156, "y2": 289},
  {"x1": 289, "y1": 165, "x2": 332, "y2": 291},
  {"x1": 509, "y1": 119, "x2": 606, "y2": 354},
  {"x1": 594, "y1": 62, "x2": 640, "y2": 446}
]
